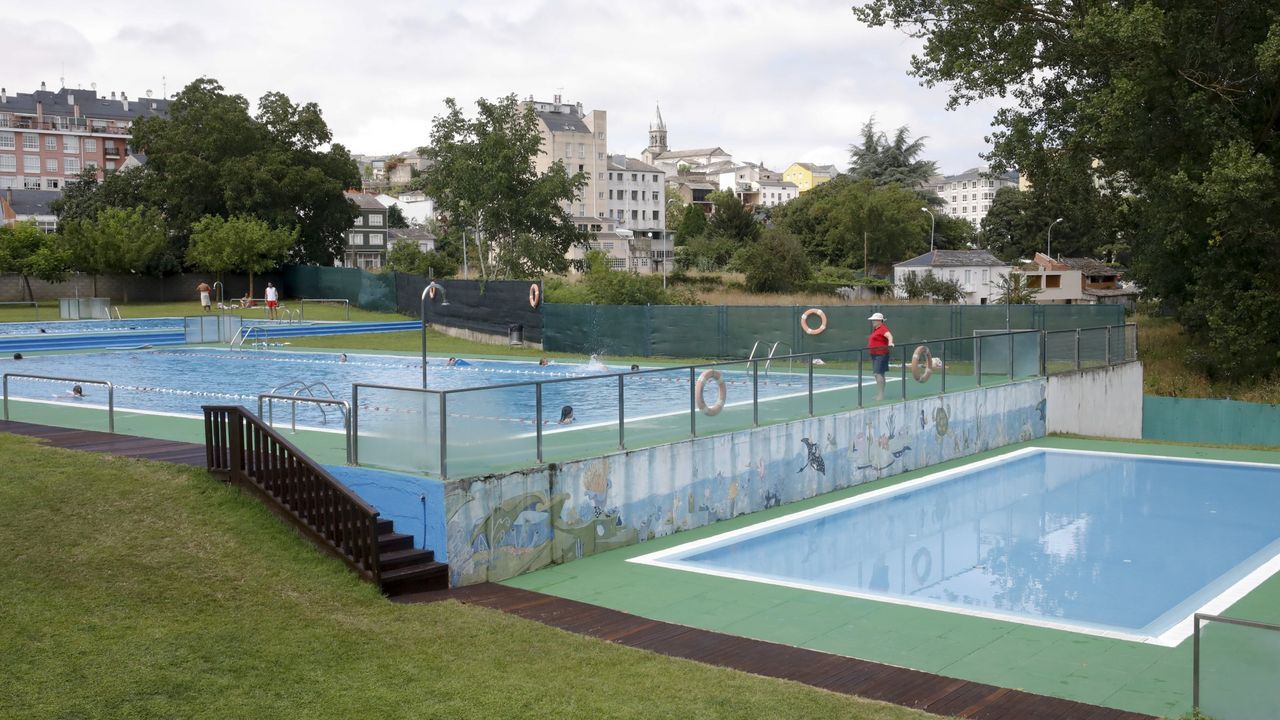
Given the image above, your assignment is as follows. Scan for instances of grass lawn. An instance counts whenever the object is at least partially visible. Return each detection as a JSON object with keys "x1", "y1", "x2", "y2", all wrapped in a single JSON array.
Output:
[
  {"x1": 0, "y1": 433, "x2": 935, "y2": 720},
  {"x1": 1138, "y1": 314, "x2": 1280, "y2": 403}
]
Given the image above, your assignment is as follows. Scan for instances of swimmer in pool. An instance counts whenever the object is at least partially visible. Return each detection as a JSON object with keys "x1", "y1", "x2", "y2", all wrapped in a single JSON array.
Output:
[
  {"x1": 339, "y1": 353, "x2": 348, "y2": 363},
  {"x1": 68, "y1": 385, "x2": 84, "y2": 398},
  {"x1": 558, "y1": 405, "x2": 574, "y2": 424}
]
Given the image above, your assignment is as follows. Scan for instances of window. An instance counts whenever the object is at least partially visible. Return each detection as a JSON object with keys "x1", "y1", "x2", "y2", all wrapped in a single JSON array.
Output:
[
  {"x1": 0, "y1": 154, "x2": 16, "y2": 171},
  {"x1": 368, "y1": 214, "x2": 383, "y2": 226},
  {"x1": 652, "y1": 191, "x2": 659, "y2": 201},
  {"x1": 631, "y1": 210, "x2": 638, "y2": 220},
  {"x1": 44, "y1": 177, "x2": 60, "y2": 190},
  {"x1": 350, "y1": 232, "x2": 364, "y2": 245},
  {"x1": 367, "y1": 233, "x2": 382, "y2": 245},
  {"x1": 1046, "y1": 274, "x2": 1061, "y2": 288},
  {"x1": 84, "y1": 138, "x2": 97, "y2": 152},
  {"x1": 950, "y1": 195, "x2": 956, "y2": 202},
  {"x1": 983, "y1": 269, "x2": 990, "y2": 282},
  {"x1": 45, "y1": 136, "x2": 56, "y2": 149},
  {"x1": 0, "y1": 132, "x2": 13, "y2": 149},
  {"x1": 1027, "y1": 275, "x2": 1042, "y2": 288},
  {"x1": 578, "y1": 143, "x2": 584, "y2": 158},
  {"x1": 24, "y1": 177, "x2": 42, "y2": 189},
  {"x1": 631, "y1": 190, "x2": 638, "y2": 200},
  {"x1": 106, "y1": 161, "x2": 116, "y2": 171},
  {"x1": 653, "y1": 174, "x2": 658, "y2": 182},
  {"x1": 354, "y1": 216, "x2": 363, "y2": 226},
  {"x1": 631, "y1": 173, "x2": 637, "y2": 181},
  {"x1": 564, "y1": 143, "x2": 572, "y2": 159},
  {"x1": 0, "y1": 176, "x2": 14, "y2": 188},
  {"x1": 654, "y1": 211, "x2": 660, "y2": 225},
  {"x1": 25, "y1": 155, "x2": 40, "y2": 173},
  {"x1": 85, "y1": 160, "x2": 97, "y2": 169},
  {"x1": 22, "y1": 134, "x2": 38, "y2": 150},
  {"x1": 578, "y1": 164, "x2": 583, "y2": 172},
  {"x1": 63, "y1": 136, "x2": 79, "y2": 153},
  {"x1": 608, "y1": 172, "x2": 613, "y2": 181},
  {"x1": 598, "y1": 172, "x2": 604, "y2": 180},
  {"x1": 608, "y1": 190, "x2": 613, "y2": 200},
  {"x1": 64, "y1": 157, "x2": 81, "y2": 174},
  {"x1": 578, "y1": 204, "x2": 584, "y2": 216},
  {"x1": 598, "y1": 191, "x2": 604, "y2": 199},
  {"x1": 597, "y1": 152, "x2": 604, "y2": 160}
]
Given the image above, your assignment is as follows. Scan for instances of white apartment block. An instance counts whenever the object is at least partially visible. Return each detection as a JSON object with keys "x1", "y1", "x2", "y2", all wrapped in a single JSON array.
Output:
[
  {"x1": 930, "y1": 167, "x2": 1019, "y2": 227},
  {"x1": 606, "y1": 155, "x2": 664, "y2": 230},
  {"x1": 717, "y1": 163, "x2": 798, "y2": 208},
  {"x1": 524, "y1": 95, "x2": 608, "y2": 222}
]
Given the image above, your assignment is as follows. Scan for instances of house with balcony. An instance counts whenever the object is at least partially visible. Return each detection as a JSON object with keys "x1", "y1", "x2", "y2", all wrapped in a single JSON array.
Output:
[
  {"x1": 1019, "y1": 253, "x2": 1138, "y2": 309},
  {"x1": 1, "y1": 188, "x2": 60, "y2": 232},
  {"x1": 341, "y1": 190, "x2": 389, "y2": 269},
  {"x1": 893, "y1": 249, "x2": 1013, "y2": 304}
]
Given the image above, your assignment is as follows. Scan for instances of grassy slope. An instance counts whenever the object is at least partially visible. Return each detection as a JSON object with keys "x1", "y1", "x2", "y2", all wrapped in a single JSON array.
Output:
[
  {"x1": 1138, "y1": 315, "x2": 1280, "y2": 403},
  {"x1": 0, "y1": 434, "x2": 934, "y2": 720}
]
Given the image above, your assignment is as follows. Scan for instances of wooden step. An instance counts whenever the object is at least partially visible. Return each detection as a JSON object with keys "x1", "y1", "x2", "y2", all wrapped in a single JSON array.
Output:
[
  {"x1": 379, "y1": 547, "x2": 435, "y2": 571},
  {"x1": 380, "y1": 561, "x2": 449, "y2": 596},
  {"x1": 376, "y1": 518, "x2": 394, "y2": 535},
  {"x1": 377, "y1": 532, "x2": 415, "y2": 553}
]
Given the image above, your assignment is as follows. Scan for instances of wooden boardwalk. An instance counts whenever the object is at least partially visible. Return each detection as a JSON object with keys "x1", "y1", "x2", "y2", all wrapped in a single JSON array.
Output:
[
  {"x1": 0, "y1": 420, "x2": 207, "y2": 466},
  {"x1": 397, "y1": 583, "x2": 1157, "y2": 720}
]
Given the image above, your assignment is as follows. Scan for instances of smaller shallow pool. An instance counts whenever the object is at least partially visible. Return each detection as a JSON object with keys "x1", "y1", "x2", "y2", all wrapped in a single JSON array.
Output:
[{"x1": 0, "y1": 317, "x2": 287, "y2": 337}]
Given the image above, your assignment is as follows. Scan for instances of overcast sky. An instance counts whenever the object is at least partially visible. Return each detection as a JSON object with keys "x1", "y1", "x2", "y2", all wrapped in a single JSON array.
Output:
[{"x1": 6, "y1": 0, "x2": 1005, "y2": 175}]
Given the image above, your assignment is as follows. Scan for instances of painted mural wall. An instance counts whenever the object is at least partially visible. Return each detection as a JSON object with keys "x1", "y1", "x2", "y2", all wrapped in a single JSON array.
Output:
[{"x1": 444, "y1": 379, "x2": 1048, "y2": 586}]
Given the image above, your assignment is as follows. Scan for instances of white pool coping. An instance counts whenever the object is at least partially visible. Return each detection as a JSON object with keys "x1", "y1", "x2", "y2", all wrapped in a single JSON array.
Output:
[{"x1": 629, "y1": 446, "x2": 1280, "y2": 646}]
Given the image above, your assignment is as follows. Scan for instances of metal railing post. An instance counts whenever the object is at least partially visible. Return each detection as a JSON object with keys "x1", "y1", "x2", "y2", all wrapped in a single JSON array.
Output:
[
  {"x1": 1193, "y1": 614, "x2": 1202, "y2": 710},
  {"x1": 3, "y1": 375, "x2": 8, "y2": 421},
  {"x1": 1009, "y1": 332, "x2": 1015, "y2": 381},
  {"x1": 976, "y1": 338, "x2": 984, "y2": 386},
  {"x1": 752, "y1": 359, "x2": 759, "y2": 427},
  {"x1": 941, "y1": 342, "x2": 947, "y2": 393},
  {"x1": 901, "y1": 345, "x2": 908, "y2": 400},
  {"x1": 107, "y1": 383, "x2": 114, "y2": 434},
  {"x1": 807, "y1": 357, "x2": 814, "y2": 417},
  {"x1": 1075, "y1": 328, "x2": 1081, "y2": 371},
  {"x1": 689, "y1": 367, "x2": 697, "y2": 437},
  {"x1": 618, "y1": 374, "x2": 625, "y2": 449},
  {"x1": 857, "y1": 350, "x2": 864, "y2": 408},
  {"x1": 1105, "y1": 325, "x2": 1112, "y2": 365},
  {"x1": 438, "y1": 393, "x2": 448, "y2": 479},
  {"x1": 536, "y1": 384, "x2": 544, "y2": 463},
  {"x1": 1040, "y1": 331, "x2": 1047, "y2": 376},
  {"x1": 351, "y1": 386, "x2": 360, "y2": 465}
]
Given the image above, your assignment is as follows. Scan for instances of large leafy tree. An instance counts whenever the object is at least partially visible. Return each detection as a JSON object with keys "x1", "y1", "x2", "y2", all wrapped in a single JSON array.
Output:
[
  {"x1": 738, "y1": 229, "x2": 812, "y2": 293},
  {"x1": 675, "y1": 204, "x2": 708, "y2": 244},
  {"x1": 186, "y1": 214, "x2": 296, "y2": 296},
  {"x1": 852, "y1": 0, "x2": 1280, "y2": 378},
  {"x1": 417, "y1": 95, "x2": 587, "y2": 279},
  {"x1": 848, "y1": 118, "x2": 941, "y2": 205},
  {"x1": 707, "y1": 191, "x2": 761, "y2": 244},
  {"x1": 60, "y1": 206, "x2": 168, "y2": 298},
  {"x1": 772, "y1": 176, "x2": 931, "y2": 270},
  {"x1": 0, "y1": 222, "x2": 70, "y2": 301},
  {"x1": 129, "y1": 78, "x2": 359, "y2": 264}
]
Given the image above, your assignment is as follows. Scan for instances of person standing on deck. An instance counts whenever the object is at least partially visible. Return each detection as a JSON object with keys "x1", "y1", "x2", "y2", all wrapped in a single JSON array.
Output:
[
  {"x1": 867, "y1": 312, "x2": 895, "y2": 401},
  {"x1": 265, "y1": 283, "x2": 279, "y2": 320},
  {"x1": 197, "y1": 281, "x2": 212, "y2": 312}
]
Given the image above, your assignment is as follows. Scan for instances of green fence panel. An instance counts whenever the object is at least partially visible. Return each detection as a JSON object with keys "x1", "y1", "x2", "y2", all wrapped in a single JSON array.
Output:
[
  {"x1": 357, "y1": 270, "x2": 397, "y2": 313},
  {"x1": 648, "y1": 304, "x2": 723, "y2": 358},
  {"x1": 1143, "y1": 396, "x2": 1280, "y2": 447}
]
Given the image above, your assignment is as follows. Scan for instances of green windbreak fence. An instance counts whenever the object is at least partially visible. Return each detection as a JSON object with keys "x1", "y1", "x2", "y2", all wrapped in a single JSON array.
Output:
[
  {"x1": 543, "y1": 303, "x2": 1124, "y2": 358},
  {"x1": 1144, "y1": 396, "x2": 1280, "y2": 447},
  {"x1": 285, "y1": 265, "x2": 398, "y2": 313}
]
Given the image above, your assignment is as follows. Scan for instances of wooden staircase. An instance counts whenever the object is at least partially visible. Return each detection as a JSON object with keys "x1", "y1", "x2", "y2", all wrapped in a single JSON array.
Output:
[{"x1": 203, "y1": 405, "x2": 447, "y2": 597}]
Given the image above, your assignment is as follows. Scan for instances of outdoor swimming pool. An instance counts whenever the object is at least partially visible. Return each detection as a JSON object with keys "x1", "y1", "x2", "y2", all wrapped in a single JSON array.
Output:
[
  {"x1": 0, "y1": 317, "x2": 286, "y2": 336},
  {"x1": 633, "y1": 448, "x2": 1280, "y2": 645}
]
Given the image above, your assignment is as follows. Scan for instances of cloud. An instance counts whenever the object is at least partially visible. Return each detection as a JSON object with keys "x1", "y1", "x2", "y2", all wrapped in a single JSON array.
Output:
[{"x1": 6, "y1": 0, "x2": 1004, "y2": 173}]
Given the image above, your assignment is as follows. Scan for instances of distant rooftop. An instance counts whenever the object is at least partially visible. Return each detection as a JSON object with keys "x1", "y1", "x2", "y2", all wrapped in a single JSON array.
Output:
[
  {"x1": 0, "y1": 85, "x2": 169, "y2": 122},
  {"x1": 895, "y1": 250, "x2": 1009, "y2": 268}
]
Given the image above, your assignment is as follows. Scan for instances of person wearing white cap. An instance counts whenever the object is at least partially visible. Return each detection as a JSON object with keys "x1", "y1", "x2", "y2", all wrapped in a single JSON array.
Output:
[{"x1": 867, "y1": 312, "x2": 894, "y2": 401}]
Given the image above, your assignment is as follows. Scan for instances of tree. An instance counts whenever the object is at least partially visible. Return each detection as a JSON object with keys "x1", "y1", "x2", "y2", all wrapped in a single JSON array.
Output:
[
  {"x1": 60, "y1": 206, "x2": 168, "y2": 298},
  {"x1": 708, "y1": 191, "x2": 761, "y2": 244},
  {"x1": 418, "y1": 95, "x2": 587, "y2": 279},
  {"x1": 738, "y1": 229, "x2": 812, "y2": 293},
  {"x1": 387, "y1": 204, "x2": 409, "y2": 228},
  {"x1": 847, "y1": 118, "x2": 940, "y2": 204},
  {"x1": 993, "y1": 273, "x2": 1043, "y2": 305},
  {"x1": 675, "y1": 204, "x2": 708, "y2": 245},
  {"x1": 386, "y1": 239, "x2": 458, "y2": 277},
  {"x1": 899, "y1": 270, "x2": 964, "y2": 303},
  {"x1": 851, "y1": 0, "x2": 1280, "y2": 379},
  {"x1": 0, "y1": 222, "x2": 70, "y2": 301},
  {"x1": 664, "y1": 186, "x2": 684, "y2": 231},
  {"x1": 771, "y1": 176, "x2": 931, "y2": 270},
  {"x1": 130, "y1": 78, "x2": 359, "y2": 264},
  {"x1": 186, "y1": 215, "x2": 296, "y2": 296}
]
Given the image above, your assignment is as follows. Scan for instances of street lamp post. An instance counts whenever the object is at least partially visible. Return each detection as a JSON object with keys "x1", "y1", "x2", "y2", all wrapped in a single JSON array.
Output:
[
  {"x1": 1047, "y1": 218, "x2": 1064, "y2": 258},
  {"x1": 420, "y1": 281, "x2": 448, "y2": 388},
  {"x1": 920, "y1": 207, "x2": 935, "y2": 252}
]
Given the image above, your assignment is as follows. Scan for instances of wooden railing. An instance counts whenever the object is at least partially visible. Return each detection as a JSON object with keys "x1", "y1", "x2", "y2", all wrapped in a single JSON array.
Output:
[{"x1": 203, "y1": 405, "x2": 381, "y2": 584}]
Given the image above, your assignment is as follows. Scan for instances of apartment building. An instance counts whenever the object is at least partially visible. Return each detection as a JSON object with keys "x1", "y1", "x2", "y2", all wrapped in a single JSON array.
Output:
[
  {"x1": 342, "y1": 190, "x2": 389, "y2": 270},
  {"x1": 523, "y1": 95, "x2": 608, "y2": 222},
  {"x1": 606, "y1": 155, "x2": 664, "y2": 230},
  {"x1": 717, "y1": 162, "x2": 798, "y2": 208},
  {"x1": 0, "y1": 82, "x2": 169, "y2": 191},
  {"x1": 783, "y1": 162, "x2": 839, "y2": 192},
  {"x1": 929, "y1": 167, "x2": 1020, "y2": 227}
]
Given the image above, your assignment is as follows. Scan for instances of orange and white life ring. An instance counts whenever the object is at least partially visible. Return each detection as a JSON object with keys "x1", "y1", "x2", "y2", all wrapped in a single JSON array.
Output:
[
  {"x1": 800, "y1": 308, "x2": 827, "y2": 336},
  {"x1": 529, "y1": 283, "x2": 541, "y2": 308},
  {"x1": 427, "y1": 285, "x2": 437, "y2": 300},
  {"x1": 911, "y1": 345, "x2": 933, "y2": 383},
  {"x1": 695, "y1": 369, "x2": 726, "y2": 416}
]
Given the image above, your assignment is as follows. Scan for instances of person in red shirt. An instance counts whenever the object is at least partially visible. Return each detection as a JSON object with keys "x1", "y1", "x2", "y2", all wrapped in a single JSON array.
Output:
[{"x1": 867, "y1": 312, "x2": 895, "y2": 401}]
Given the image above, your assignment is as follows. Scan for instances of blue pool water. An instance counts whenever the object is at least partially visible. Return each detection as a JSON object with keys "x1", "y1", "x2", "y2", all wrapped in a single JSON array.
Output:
[
  {"x1": 637, "y1": 449, "x2": 1280, "y2": 642},
  {"x1": 0, "y1": 317, "x2": 284, "y2": 336},
  {"x1": 3, "y1": 348, "x2": 850, "y2": 427}
]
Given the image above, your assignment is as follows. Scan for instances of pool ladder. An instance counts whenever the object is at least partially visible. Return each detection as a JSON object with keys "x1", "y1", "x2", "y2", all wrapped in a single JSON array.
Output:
[
  {"x1": 230, "y1": 325, "x2": 268, "y2": 350},
  {"x1": 747, "y1": 340, "x2": 795, "y2": 378}
]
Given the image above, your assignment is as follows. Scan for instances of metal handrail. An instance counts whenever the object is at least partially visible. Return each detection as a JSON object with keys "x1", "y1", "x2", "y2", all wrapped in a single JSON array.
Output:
[
  {"x1": 257, "y1": 393, "x2": 353, "y2": 464},
  {"x1": 1194, "y1": 612, "x2": 1280, "y2": 711},
  {"x1": 299, "y1": 298, "x2": 351, "y2": 321},
  {"x1": 765, "y1": 341, "x2": 794, "y2": 377},
  {"x1": 4, "y1": 373, "x2": 115, "y2": 433},
  {"x1": 110, "y1": 306, "x2": 123, "y2": 320}
]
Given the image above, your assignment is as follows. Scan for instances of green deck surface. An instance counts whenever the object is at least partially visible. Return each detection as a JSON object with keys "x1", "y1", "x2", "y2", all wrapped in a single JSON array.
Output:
[{"x1": 502, "y1": 436, "x2": 1280, "y2": 718}]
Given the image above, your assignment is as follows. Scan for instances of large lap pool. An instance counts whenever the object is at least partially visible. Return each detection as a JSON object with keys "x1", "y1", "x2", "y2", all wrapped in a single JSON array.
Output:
[{"x1": 632, "y1": 448, "x2": 1280, "y2": 644}]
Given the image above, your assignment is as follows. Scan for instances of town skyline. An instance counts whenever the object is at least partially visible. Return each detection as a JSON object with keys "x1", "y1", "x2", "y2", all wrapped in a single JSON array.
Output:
[{"x1": 6, "y1": 0, "x2": 1009, "y2": 175}]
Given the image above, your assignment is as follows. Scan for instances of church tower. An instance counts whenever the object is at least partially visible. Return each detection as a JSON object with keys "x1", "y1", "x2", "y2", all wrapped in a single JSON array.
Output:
[{"x1": 644, "y1": 102, "x2": 668, "y2": 163}]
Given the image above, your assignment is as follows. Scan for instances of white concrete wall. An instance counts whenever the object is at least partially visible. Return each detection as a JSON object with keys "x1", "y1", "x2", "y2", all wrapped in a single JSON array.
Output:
[{"x1": 1045, "y1": 361, "x2": 1143, "y2": 439}]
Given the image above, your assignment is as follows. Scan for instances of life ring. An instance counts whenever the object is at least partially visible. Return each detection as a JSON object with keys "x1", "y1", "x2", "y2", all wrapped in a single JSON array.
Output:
[
  {"x1": 800, "y1": 308, "x2": 827, "y2": 336},
  {"x1": 911, "y1": 345, "x2": 933, "y2": 382},
  {"x1": 912, "y1": 547, "x2": 932, "y2": 584},
  {"x1": 695, "y1": 369, "x2": 726, "y2": 416},
  {"x1": 529, "y1": 283, "x2": 541, "y2": 308},
  {"x1": 427, "y1": 285, "x2": 437, "y2": 300}
]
